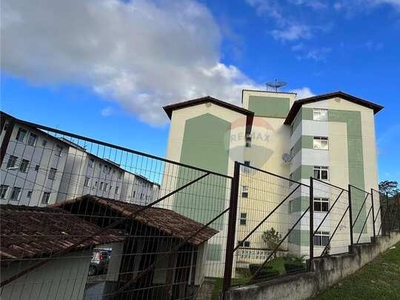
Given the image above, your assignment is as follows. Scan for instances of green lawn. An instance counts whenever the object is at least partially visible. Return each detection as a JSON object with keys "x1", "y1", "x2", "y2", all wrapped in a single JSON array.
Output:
[{"x1": 313, "y1": 242, "x2": 400, "y2": 300}]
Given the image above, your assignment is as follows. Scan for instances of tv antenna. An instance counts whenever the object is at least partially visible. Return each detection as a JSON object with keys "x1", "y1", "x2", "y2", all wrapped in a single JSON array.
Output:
[{"x1": 266, "y1": 79, "x2": 287, "y2": 92}]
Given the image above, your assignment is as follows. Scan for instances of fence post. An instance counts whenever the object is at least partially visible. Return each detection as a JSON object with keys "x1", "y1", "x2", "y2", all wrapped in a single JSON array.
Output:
[
  {"x1": 386, "y1": 192, "x2": 390, "y2": 237},
  {"x1": 309, "y1": 177, "x2": 314, "y2": 269},
  {"x1": 222, "y1": 161, "x2": 240, "y2": 300},
  {"x1": 371, "y1": 189, "x2": 376, "y2": 241},
  {"x1": 348, "y1": 185, "x2": 354, "y2": 251}
]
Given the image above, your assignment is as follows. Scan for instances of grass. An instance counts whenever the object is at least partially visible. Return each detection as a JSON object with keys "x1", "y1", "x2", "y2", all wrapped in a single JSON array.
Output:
[{"x1": 313, "y1": 242, "x2": 400, "y2": 300}]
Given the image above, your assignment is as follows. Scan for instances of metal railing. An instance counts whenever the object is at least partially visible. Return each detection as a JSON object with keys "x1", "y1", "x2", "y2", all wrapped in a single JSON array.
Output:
[{"x1": 0, "y1": 112, "x2": 233, "y2": 300}]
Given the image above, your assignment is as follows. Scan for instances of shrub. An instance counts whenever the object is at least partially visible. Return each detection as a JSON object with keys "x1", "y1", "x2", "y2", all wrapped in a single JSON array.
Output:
[{"x1": 249, "y1": 264, "x2": 279, "y2": 279}]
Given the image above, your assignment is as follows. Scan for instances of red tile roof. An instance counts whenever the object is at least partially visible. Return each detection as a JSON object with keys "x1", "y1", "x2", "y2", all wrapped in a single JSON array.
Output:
[
  {"x1": 0, "y1": 205, "x2": 125, "y2": 260},
  {"x1": 54, "y1": 195, "x2": 219, "y2": 246}
]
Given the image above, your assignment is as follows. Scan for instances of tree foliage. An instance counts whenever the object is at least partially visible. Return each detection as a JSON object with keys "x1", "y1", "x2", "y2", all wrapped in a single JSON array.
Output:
[{"x1": 379, "y1": 180, "x2": 399, "y2": 197}]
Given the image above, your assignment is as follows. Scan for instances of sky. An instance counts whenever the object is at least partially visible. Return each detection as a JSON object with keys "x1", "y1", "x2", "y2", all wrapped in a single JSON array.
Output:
[{"x1": 1, "y1": 0, "x2": 399, "y2": 182}]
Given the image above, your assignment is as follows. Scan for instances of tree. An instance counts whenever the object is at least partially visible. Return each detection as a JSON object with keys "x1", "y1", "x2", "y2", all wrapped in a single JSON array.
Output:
[
  {"x1": 379, "y1": 180, "x2": 399, "y2": 197},
  {"x1": 262, "y1": 227, "x2": 282, "y2": 257}
]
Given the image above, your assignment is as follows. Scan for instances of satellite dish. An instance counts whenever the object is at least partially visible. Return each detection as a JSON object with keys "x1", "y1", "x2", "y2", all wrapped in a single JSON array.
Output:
[
  {"x1": 282, "y1": 153, "x2": 292, "y2": 163},
  {"x1": 266, "y1": 79, "x2": 287, "y2": 92}
]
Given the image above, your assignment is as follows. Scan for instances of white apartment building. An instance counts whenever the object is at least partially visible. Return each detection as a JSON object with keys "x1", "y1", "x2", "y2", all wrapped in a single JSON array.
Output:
[
  {"x1": 0, "y1": 114, "x2": 69, "y2": 206},
  {"x1": 0, "y1": 112, "x2": 160, "y2": 207}
]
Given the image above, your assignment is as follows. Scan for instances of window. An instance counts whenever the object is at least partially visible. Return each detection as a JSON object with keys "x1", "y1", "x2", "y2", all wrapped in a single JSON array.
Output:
[
  {"x1": 115, "y1": 186, "x2": 119, "y2": 194},
  {"x1": 140, "y1": 193, "x2": 144, "y2": 200},
  {"x1": 240, "y1": 213, "x2": 247, "y2": 225},
  {"x1": 99, "y1": 182, "x2": 104, "y2": 190},
  {"x1": 35, "y1": 165, "x2": 40, "y2": 171},
  {"x1": 88, "y1": 158, "x2": 94, "y2": 168},
  {"x1": 314, "y1": 166, "x2": 329, "y2": 180},
  {"x1": 48, "y1": 168, "x2": 57, "y2": 180},
  {"x1": 314, "y1": 198, "x2": 329, "y2": 212},
  {"x1": 55, "y1": 145, "x2": 63, "y2": 156},
  {"x1": 132, "y1": 190, "x2": 136, "y2": 198},
  {"x1": 118, "y1": 171, "x2": 123, "y2": 179},
  {"x1": 10, "y1": 187, "x2": 22, "y2": 201},
  {"x1": 16, "y1": 128, "x2": 27, "y2": 142},
  {"x1": 27, "y1": 133, "x2": 38, "y2": 146},
  {"x1": 0, "y1": 185, "x2": 9, "y2": 199},
  {"x1": 314, "y1": 231, "x2": 330, "y2": 246},
  {"x1": 289, "y1": 200, "x2": 294, "y2": 213},
  {"x1": 27, "y1": 191, "x2": 32, "y2": 198},
  {"x1": 84, "y1": 177, "x2": 90, "y2": 187},
  {"x1": 238, "y1": 240, "x2": 250, "y2": 247},
  {"x1": 104, "y1": 183, "x2": 108, "y2": 191},
  {"x1": 242, "y1": 186, "x2": 249, "y2": 198},
  {"x1": 41, "y1": 192, "x2": 51, "y2": 204},
  {"x1": 42, "y1": 140, "x2": 48, "y2": 147},
  {"x1": 313, "y1": 137, "x2": 329, "y2": 150},
  {"x1": 19, "y1": 159, "x2": 29, "y2": 173},
  {"x1": 243, "y1": 161, "x2": 251, "y2": 173},
  {"x1": 313, "y1": 109, "x2": 328, "y2": 121},
  {"x1": 7, "y1": 155, "x2": 18, "y2": 169},
  {"x1": 245, "y1": 134, "x2": 252, "y2": 148}
]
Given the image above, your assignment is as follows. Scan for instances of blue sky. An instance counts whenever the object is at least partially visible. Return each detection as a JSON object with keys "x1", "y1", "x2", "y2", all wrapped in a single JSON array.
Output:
[{"x1": 1, "y1": 0, "x2": 399, "y2": 182}]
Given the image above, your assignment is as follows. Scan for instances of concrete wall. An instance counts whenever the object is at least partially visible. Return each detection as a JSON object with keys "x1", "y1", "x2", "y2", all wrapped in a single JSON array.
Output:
[{"x1": 225, "y1": 232, "x2": 400, "y2": 300}]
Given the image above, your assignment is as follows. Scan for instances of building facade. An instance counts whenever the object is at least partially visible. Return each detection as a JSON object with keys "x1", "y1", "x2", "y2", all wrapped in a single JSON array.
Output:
[
  {"x1": 162, "y1": 90, "x2": 383, "y2": 271},
  {"x1": 0, "y1": 112, "x2": 160, "y2": 207}
]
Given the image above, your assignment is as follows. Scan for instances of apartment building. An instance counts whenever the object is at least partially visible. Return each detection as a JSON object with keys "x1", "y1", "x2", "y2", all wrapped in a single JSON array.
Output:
[
  {"x1": 162, "y1": 90, "x2": 383, "y2": 272},
  {"x1": 0, "y1": 113, "x2": 69, "y2": 206},
  {"x1": 0, "y1": 112, "x2": 160, "y2": 207}
]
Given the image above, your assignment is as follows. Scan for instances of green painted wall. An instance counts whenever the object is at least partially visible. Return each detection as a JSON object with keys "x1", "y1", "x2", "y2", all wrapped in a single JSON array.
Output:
[
  {"x1": 206, "y1": 244, "x2": 222, "y2": 261},
  {"x1": 290, "y1": 196, "x2": 310, "y2": 213},
  {"x1": 291, "y1": 135, "x2": 313, "y2": 158},
  {"x1": 174, "y1": 114, "x2": 231, "y2": 262},
  {"x1": 289, "y1": 229, "x2": 310, "y2": 246},
  {"x1": 248, "y1": 96, "x2": 290, "y2": 118},
  {"x1": 290, "y1": 107, "x2": 366, "y2": 234}
]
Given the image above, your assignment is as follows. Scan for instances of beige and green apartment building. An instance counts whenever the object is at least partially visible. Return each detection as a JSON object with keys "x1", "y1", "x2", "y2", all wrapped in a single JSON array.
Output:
[{"x1": 162, "y1": 90, "x2": 383, "y2": 276}]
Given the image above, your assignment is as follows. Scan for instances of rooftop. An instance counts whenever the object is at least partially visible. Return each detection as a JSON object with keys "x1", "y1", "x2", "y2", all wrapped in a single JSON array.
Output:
[
  {"x1": 0, "y1": 204, "x2": 125, "y2": 260},
  {"x1": 54, "y1": 195, "x2": 219, "y2": 246}
]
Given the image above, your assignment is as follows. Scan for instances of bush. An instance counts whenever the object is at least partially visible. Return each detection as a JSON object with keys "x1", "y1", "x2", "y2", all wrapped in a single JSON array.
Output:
[
  {"x1": 283, "y1": 254, "x2": 306, "y2": 274},
  {"x1": 249, "y1": 264, "x2": 279, "y2": 279}
]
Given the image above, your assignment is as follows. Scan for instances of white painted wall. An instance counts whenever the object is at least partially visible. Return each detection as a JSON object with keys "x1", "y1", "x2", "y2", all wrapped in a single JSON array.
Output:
[{"x1": 0, "y1": 250, "x2": 91, "y2": 300}]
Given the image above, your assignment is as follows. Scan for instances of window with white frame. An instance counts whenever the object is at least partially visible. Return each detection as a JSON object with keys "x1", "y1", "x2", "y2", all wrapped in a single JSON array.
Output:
[
  {"x1": 41, "y1": 192, "x2": 51, "y2": 204},
  {"x1": 242, "y1": 186, "x2": 249, "y2": 198},
  {"x1": 7, "y1": 155, "x2": 18, "y2": 169},
  {"x1": 27, "y1": 133, "x2": 38, "y2": 146},
  {"x1": 19, "y1": 159, "x2": 29, "y2": 173},
  {"x1": 99, "y1": 182, "x2": 104, "y2": 190},
  {"x1": 0, "y1": 185, "x2": 9, "y2": 199},
  {"x1": 104, "y1": 183, "x2": 108, "y2": 191},
  {"x1": 35, "y1": 165, "x2": 40, "y2": 171},
  {"x1": 55, "y1": 145, "x2": 63, "y2": 156},
  {"x1": 88, "y1": 158, "x2": 94, "y2": 168},
  {"x1": 27, "y1": 191, "x2": 32, "y2": 198},
  {"x1": 314, "y1": 166, "x2": 329, "y2": 180},
  {"x1": 238, "y1": 240, "x2": 250, "y2": 247},
  {"x1": 48, "y1": 168, "x2": 57, "y2": 180},
  {"x1": 16, "y1": 128, "x2": 27, "y2": 142},
  {"x1": 115, "y1": 186, "x2": 119, "y2": 194},
  {"x1": 10, "y1": 187, "x2": 22, "y2": 201},
  {"x1": 42, "y1": 140, "x2": 48, "y2": 147},
  {"x1": 240, "y1": 213, "x2": 247, "y2": 225},
  {"x1": 313, "y1": 137, "x2": 329, "y2": 150},
  {"x1": 314, "y1": 231, "x2": 330, "y2": 246},
  {"x1": 313, "y1": 109, "x2": 328, "y2": 121},
  {"x1": 314, "y1": 197, "x2": 329, "y2": 212},
  {"x1": 84, "y1": 177, "x2": 90, "y2": 187}
]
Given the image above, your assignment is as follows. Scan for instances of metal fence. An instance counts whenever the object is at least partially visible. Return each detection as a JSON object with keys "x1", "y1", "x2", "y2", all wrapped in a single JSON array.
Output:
[
  {"x1": 0, "y1": 113, "x2": 232, "y2": 300},
  {"x1": 0, "y1": 112, "x2": 397, "y2": 300}
]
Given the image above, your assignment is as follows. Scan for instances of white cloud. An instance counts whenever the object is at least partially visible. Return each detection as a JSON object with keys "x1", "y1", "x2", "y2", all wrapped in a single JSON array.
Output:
[
  {"x1": 291, "y1": 87, "x2": 314, "y2": 99},
  {"x1": 1, "y1": 0, "x2": 314, "y2": 125},
  {"x1": 289, "y1": 0, "x2": 328, "y2": 10},
  {"x1": 1, "y1": 0, "x2": 264, "y2": 125},
  {"x1": 334, "y1": 0, "x2": 400, "y2": 14},
  {"x1": 271, "y1": 24, "x2": 312, "y2": 42},
  {"x1": 100, "y1": 106, "x2": 115, "y2": 117}
]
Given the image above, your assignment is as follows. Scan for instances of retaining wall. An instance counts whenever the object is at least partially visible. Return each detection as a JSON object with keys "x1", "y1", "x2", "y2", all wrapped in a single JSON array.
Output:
[{"x1": 225, "y1": 232, "x2": 400, "y2": 300}]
